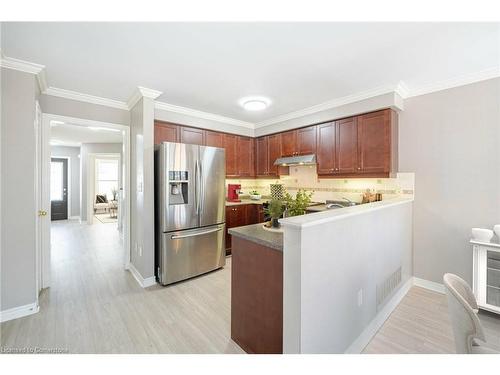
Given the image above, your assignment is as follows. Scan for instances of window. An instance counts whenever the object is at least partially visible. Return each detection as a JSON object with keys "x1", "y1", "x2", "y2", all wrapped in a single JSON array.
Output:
[
  {"x1": 96, "y1": 158, "x2": 119, "y2": 201},
  {"x1": 50, "y1": 160, "x2": 64, "y2": 201}
]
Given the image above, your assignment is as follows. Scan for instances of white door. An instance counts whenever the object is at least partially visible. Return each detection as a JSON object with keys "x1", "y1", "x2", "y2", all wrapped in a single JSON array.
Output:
[{"x1": 37, "y1": 111, "x2": 51, "y2": 290}]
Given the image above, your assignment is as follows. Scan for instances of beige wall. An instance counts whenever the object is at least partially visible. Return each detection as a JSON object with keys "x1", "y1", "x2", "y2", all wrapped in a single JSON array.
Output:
[
  {"x1": 399, "y1": 78, "x2": 500, "y2": 284},
  {"x1": 1, "y1": 68, "x2": 38, "y2": 311}
]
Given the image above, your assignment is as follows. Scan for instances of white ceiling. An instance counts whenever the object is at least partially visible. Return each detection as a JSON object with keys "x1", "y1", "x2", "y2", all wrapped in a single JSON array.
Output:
[
  {"x1": 51, "y1": 123, "x2": 123, "y2": 147},
  {"x1": 2, "y1": 22, "x2": 499, "y2": 123}
]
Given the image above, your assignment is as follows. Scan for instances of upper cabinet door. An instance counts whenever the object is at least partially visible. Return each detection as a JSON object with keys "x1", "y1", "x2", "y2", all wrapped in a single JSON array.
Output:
[
  {"x1": 223, "y1": 134, "x2": 238, "y2": 177},
  {"x1": 335, "y1": 117, "x2": 358, "y2": 174},
  {"x1": 297, "y1": 126, "x2": 317, "y2": 155},
  {"x1": 154, "y1": 121, "x2": 179, "y2": 144},
  {"x1": 316, "y1": 122, "x2": 336, "y2": 175},
  {"x1": 280, "y1": 130, "x2": 297, "y2": 157},
  {"x1": 267, "y1": 134, "x2": 282, "y2": 176},
  {"x1": 237, "y1": 136, "x2": 255, "y2": 177},
  {"x1": 205, "y1": 130, "x2": 224, "y2": 148},
  {"x1": 357, "y1": 110, "x2": 390, "y2": 174},
  {"x1": 180, "y1": 126, "x2": 205, "y2": 145},
  {"x1": 255, "y1": 136, "x2": 269, "y2": 176}
]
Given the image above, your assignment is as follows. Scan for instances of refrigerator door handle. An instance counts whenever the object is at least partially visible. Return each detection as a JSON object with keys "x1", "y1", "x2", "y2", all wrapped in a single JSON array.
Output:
[
  {"x1": 199, "y1": 162, "x2": 205, "y2": 214},
  {"x1": 194, "y1": 159, "x2": 200, "y2": 214},
  {"x1": 170, "y1": 226, "x2": 222, "y2": 240}
]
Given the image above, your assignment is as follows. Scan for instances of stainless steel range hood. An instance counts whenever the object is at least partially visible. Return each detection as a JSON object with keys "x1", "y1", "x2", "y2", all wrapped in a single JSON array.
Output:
[{"x1": 273, "y1": 154, "x2": 316, "y2": 166}]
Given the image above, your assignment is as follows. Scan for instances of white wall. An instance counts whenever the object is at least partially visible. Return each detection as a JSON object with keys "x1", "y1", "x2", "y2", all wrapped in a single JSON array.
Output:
[
  {"x1": 51, "y1": 146, "x2": 81, "y2": 217},
  {"x1": 1, "y1": 67, "x2": 38, "y2": 311},
  {"x1": 282, "y1": 199, "x2": 413, "y2": 353},
  {"x1": 80, "y1": 143, "x2": 123, "y2": 222},
  {"x1": 40, "y1": 94, "x2": 130, "y2": 126},
  {"x1": 130, "y1": 97, "x2": 155, "y2": 279},
  {"x1": 399, "y1": 77, "x2": 500, "y2": 285}
]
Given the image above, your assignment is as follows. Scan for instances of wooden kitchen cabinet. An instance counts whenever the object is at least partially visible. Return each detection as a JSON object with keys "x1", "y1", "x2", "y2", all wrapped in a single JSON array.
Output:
[
  {"x1": 357, "y1": 109, "x2": 393, "y2": 175},
  {"x1": 297, "y1": 126, "x2": 317, "y2": 155},
  {"x1": 180, "y1": 126, "x2": 205, "y2": 145},
  {"x1": 154, "y1": 121, "x2": 179, "y2": 144},
  {"x1": 237, "y1": 136, "x2": 255, "y2": 177},
  {"x1": 224, "y1": 134, "x2": 238, "y2": 177},
  {"x1": 280, "y1": 130, "x2": 297, "y2": 157},
  {"x1": 316, "y1": 122, "x2": 336, "y2": 175},
  {"x1": 336, "y1": 117, "x2": 358, "y2": 174},
  {"x1": 255, "y1": 136, "x2": 269, "y2": 176},
  {"x1": 205, "y1": 130, "x2": 224, "y2": 148},
  {"x1": 267, "y1": 134, "x2": 283, "y2": 176},
  {"x1": 225, "y1": 204, "x2": 265, "y2": 254},
  {"x1": 316, "y1": 109, "x2": 396, "y2": 178}
]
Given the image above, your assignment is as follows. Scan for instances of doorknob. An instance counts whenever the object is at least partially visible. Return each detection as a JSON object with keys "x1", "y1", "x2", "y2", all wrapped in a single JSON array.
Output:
[{"x1": 38, "y1": 210, "x2": 48, "y2": 216}]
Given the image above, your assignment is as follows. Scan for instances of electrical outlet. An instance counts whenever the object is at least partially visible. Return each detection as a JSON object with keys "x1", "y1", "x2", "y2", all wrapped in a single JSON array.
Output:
[{"x1": 357, "y1": 289, "x2": 363, "y2": 307}]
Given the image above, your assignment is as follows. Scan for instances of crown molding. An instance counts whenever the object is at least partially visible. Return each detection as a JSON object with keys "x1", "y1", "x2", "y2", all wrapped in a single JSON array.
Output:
[
  {"x1": 254, "y1": 84, "x2": 400, "y2": 128},
  {"x1": 43, "y1": 87, "x2": 129, "y2": 110},
  {"x1": 0, "y1": 52, "x2": 48, "y2": 92},
  {"x1": 127, "y1": 86, "x2": 163, "y2": 109},
  {"x1": 405, "y1": 67, "x2": 500, "y2": 98},
  {"x1": 154, "y1": 101, "x2": 255, "y2": 129},
  {"x1": 394, "y1": 81, "x2": 410, "y2": 99}
]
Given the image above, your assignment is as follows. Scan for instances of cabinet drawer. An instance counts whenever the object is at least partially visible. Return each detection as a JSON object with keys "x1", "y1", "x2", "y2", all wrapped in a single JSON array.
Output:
[
  {"x1": 487, "y1": 268, "x2": 500, "y2": 288},
  {"x1": 486, "y1": 286, "x2": 500, "y2": 307}
]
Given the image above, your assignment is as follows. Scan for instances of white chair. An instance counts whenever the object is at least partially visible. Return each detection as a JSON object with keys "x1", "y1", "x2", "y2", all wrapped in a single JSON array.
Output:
[{"x1": 443, "y1": 273, "x2": 498, "y2": 354}]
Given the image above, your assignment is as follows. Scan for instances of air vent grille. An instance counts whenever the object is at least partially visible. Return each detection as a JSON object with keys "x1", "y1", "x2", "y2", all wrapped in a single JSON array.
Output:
[{"x1": 376, "y1": 266, "x2": 402, "y2": 309}]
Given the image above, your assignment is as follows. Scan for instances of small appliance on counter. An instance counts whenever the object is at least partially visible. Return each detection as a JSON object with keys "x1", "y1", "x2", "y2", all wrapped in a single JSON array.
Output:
[{"x1": 227, "y1": 184, "x2": 242, "y2": 202}]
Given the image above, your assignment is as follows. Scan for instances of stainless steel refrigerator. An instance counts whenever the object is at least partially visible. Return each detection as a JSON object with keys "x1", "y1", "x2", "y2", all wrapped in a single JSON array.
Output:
[{"x1": 155, "y1": 142, "x2": 226, "y2": 285}]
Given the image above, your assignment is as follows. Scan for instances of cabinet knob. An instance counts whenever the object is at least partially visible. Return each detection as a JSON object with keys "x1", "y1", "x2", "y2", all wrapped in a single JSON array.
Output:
[{"x1": 357, "y1": 167, "x2": 361, "y2": 170}]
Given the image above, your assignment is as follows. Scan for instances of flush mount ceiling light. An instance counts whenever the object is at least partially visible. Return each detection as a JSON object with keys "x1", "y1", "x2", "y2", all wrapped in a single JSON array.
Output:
[{"x1": 239, "y1": 96, "x2": 271, "y2": 111}]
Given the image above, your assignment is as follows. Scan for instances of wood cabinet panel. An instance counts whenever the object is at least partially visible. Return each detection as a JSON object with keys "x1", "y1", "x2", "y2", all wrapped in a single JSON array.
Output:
[
  {"x1": 316, "y1": 122, "x2": 336, "y2": 175},
  {"x1": 336, "y1": 117, "x2": 358, "y2": 174},
  {"x1": 297, "y1": 126, "x2": 317, "y2": 155},
  {"x1": 267, "y1": 134, "x2": 282, "y2": 176},
  {"x1": 180, "y1": 126, "x2": 205, "y2": 145},
  {"x1": 237, "y1": 137, "x2": 255, "y2": 177},
  {"x1": 280, "y1": 130, "x2": 297, "y2": 157},
  {"x1": 255, "y1": 137, "x2": 269, "y2": 176},
  {"x1": 223, "y1": 134, "x2": 238, "y2": 177},
  {"x1": 231, "y1": 236, "x2": 283, "y2": 354},
  {"x1": 205, "y1": 130, "x2": 224, "y2": 148},
  {"x1": 154, "y1": 121, "x2": 179, "y2": 144},
  {"x1": 357, "y1": 110, "x2": 390, "y2": 174}
]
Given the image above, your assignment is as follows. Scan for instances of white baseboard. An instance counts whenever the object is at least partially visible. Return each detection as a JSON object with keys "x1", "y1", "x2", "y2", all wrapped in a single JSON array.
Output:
[
  {"x1": 128, "y1": 263, "x2": 156, "y2": 288},
  {"x1": 68, "y1": 215, "x2": 80, "y2": 221},
  {"x1": 413, "y1": 277, "x2": 445, "y2": 294},
  {"x1": 345, "y1": 277, "x2": 414, "y2": 353},
  {"x1": 0, "y1": 302, "x2": 40, "y2": 323}
]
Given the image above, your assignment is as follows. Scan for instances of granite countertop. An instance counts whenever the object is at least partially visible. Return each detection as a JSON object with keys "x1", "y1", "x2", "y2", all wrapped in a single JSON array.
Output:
[
  {"x1": 228, "y1": 223, "x2": 283, "y2": 251},
  {"x1": 225, "y1": 198, "x2": 269, "y2": 206}
]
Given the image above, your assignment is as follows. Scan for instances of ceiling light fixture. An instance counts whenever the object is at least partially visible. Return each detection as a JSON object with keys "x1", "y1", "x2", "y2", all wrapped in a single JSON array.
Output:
[{"x1": 239, "y1": 96, "x2": 271, "y2": 111}]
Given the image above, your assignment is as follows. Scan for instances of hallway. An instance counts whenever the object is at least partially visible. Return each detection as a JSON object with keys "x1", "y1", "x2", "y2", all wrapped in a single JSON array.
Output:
[{"x1": 0, "y1": 220, "x2": 242, "y2": 353}]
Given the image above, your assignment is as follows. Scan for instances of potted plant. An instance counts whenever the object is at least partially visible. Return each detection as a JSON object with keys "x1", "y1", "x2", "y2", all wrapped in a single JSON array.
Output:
[
  {"x1": 264, "y1": 199, "x2": 285, "y2": 228},
  {"x1": 283, "y1": 189, "x2": 313, "y2": 217},
  {"x1": 249, "y1": 190, "x2": 262, "y2": 200},
  {"x1": 111, "y1": 187, "x2": 119, "y2": 201}
]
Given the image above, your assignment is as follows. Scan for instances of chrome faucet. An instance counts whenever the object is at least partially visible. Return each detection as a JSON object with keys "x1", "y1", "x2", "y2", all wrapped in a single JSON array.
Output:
[{"x1": 341, "y1": 197, "x2": 357, "y2": 206}]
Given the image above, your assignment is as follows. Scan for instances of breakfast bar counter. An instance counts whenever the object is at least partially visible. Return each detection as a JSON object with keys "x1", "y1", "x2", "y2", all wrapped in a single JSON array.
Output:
[{"x1": 228, "y1": 223, "x2": 283, "y2": 251}]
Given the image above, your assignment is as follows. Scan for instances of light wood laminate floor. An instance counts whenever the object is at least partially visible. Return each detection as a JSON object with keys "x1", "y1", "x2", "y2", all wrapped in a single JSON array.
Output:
[
  {"x1": 364, "y1": 286, "x2": 500, "y2": 353},
  {"x1": 1, "y1": 220, "x2": 499, "y2": 353}
]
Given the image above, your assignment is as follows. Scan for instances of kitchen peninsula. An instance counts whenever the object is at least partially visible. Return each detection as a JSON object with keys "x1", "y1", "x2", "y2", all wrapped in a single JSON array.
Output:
[
  {"x1": 229, "y1": 224, "x2": 284, "y2": 354},
  {"x1": 229, "y1": 197, "x2": 414, "y2": 354}
]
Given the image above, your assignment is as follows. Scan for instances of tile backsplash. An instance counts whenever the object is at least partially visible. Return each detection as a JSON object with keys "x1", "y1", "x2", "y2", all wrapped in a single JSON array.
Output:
[{"x1": 226, "y1": 165, "x2": 414, "y2": 203}]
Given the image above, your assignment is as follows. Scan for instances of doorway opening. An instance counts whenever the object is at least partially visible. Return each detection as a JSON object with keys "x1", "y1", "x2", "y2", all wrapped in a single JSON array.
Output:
[{"x1": 39, "y1": 114, "x2": 130, "y2": 292}]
